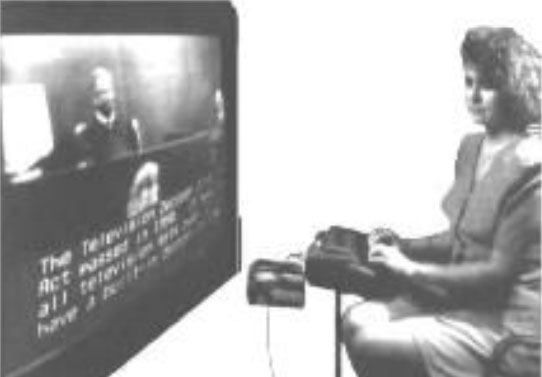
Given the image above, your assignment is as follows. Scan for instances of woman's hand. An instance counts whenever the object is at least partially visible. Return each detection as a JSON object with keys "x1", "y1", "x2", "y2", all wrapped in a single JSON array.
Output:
[
  {"x1": 368, "y1": 243, "x2": 418, "y2": 278},
  {"x1": 368, "y1": 227, "x2": 401, "y2": 248}
]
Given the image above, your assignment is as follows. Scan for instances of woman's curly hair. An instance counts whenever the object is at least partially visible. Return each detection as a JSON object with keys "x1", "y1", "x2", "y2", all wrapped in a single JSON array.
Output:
[{"x1": 461, "y1": 27, "x2": 541, "y2": 130}]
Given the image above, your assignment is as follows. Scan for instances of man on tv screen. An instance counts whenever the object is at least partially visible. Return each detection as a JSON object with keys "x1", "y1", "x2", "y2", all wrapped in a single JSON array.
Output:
[{"x1": 73, "y1": 66, "x2": 142, "y2": 169}]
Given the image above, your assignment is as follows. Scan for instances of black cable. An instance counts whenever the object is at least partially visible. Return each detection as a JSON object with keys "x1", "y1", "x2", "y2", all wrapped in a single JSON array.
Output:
[{"x1": 266, "y1": 306, "x2": 277, "y2": 377}]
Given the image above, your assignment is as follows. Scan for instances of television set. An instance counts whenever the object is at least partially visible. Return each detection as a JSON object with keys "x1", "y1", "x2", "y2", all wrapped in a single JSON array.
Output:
[{"x1": 1, "y1": 2, "x2": 238, "y2": 377}]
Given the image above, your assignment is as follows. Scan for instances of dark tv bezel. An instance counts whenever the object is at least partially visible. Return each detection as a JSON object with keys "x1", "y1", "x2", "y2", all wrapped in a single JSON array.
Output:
[{"x1": 0, "y1": 2, "x2": 239, "y2": 377}]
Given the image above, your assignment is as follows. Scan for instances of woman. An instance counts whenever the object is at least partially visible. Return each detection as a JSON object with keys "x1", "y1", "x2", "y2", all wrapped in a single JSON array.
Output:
[{"x1": 342, "y1": 27, "x2": 540, "y2": 377}]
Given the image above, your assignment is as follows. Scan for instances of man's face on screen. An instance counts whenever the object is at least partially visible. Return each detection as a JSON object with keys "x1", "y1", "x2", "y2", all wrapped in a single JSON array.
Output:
[{"x1": 91, "y1": 69, "x2": 115, "y2": 117}]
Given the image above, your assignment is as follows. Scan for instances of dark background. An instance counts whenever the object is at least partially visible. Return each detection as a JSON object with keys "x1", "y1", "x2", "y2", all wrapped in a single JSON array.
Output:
[{"x1": 1, "y1": 35, "x2": 221, "y2": 159}]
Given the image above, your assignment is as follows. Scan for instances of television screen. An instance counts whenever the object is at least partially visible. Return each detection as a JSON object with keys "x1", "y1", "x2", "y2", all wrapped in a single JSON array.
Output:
[{"x1": 1, "y1": 3, "x2": 238, "y2": 377}]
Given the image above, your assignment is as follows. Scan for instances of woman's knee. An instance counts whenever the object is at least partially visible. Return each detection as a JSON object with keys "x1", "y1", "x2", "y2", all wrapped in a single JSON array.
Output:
[
  {"x1": 341, "y1": 304, "x2": 358, "y2": 342},
  {"x1": 345, "y1": 319, "x2": 427, "y2": 375},
  {"x1": 341, "y1": 301, "x2": 391, "y2": 344},
  {"x1": 341, "y1": 301, "x2": 430, "y2": 377}
]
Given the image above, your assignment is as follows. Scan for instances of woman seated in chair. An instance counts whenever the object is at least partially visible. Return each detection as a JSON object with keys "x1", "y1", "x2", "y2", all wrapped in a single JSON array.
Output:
[{"x1": 342, "y1": 27, "x2": 540, "y2": 377}]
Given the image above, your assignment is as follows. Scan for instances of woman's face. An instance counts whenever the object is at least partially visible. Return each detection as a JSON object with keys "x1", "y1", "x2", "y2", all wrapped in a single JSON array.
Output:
[{"x1": 464, "y1": 64, "x2": 504, "y2": 132}]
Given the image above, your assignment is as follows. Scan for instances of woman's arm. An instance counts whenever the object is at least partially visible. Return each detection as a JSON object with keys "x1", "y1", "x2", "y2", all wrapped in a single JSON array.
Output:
[
  {"x1": 369, "y1": 228, "x2": 453, "y2": 263},
  {"x1": 370, "y1": 181, "x2": 540, "y2": 304},
  {"x1": 401, "y1": 230, "x2": 453, "y2": 263}
]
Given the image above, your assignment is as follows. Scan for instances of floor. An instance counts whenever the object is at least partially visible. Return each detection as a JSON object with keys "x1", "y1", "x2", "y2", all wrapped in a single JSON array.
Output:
[{"x1": 113, "y1": 266, "x2": 354, "y2": 377}]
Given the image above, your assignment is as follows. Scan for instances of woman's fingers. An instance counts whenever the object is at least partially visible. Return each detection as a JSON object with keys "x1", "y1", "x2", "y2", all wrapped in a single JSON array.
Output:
[{"x1": 368, "y1": 227, "x2": 399, "y2": 248}]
